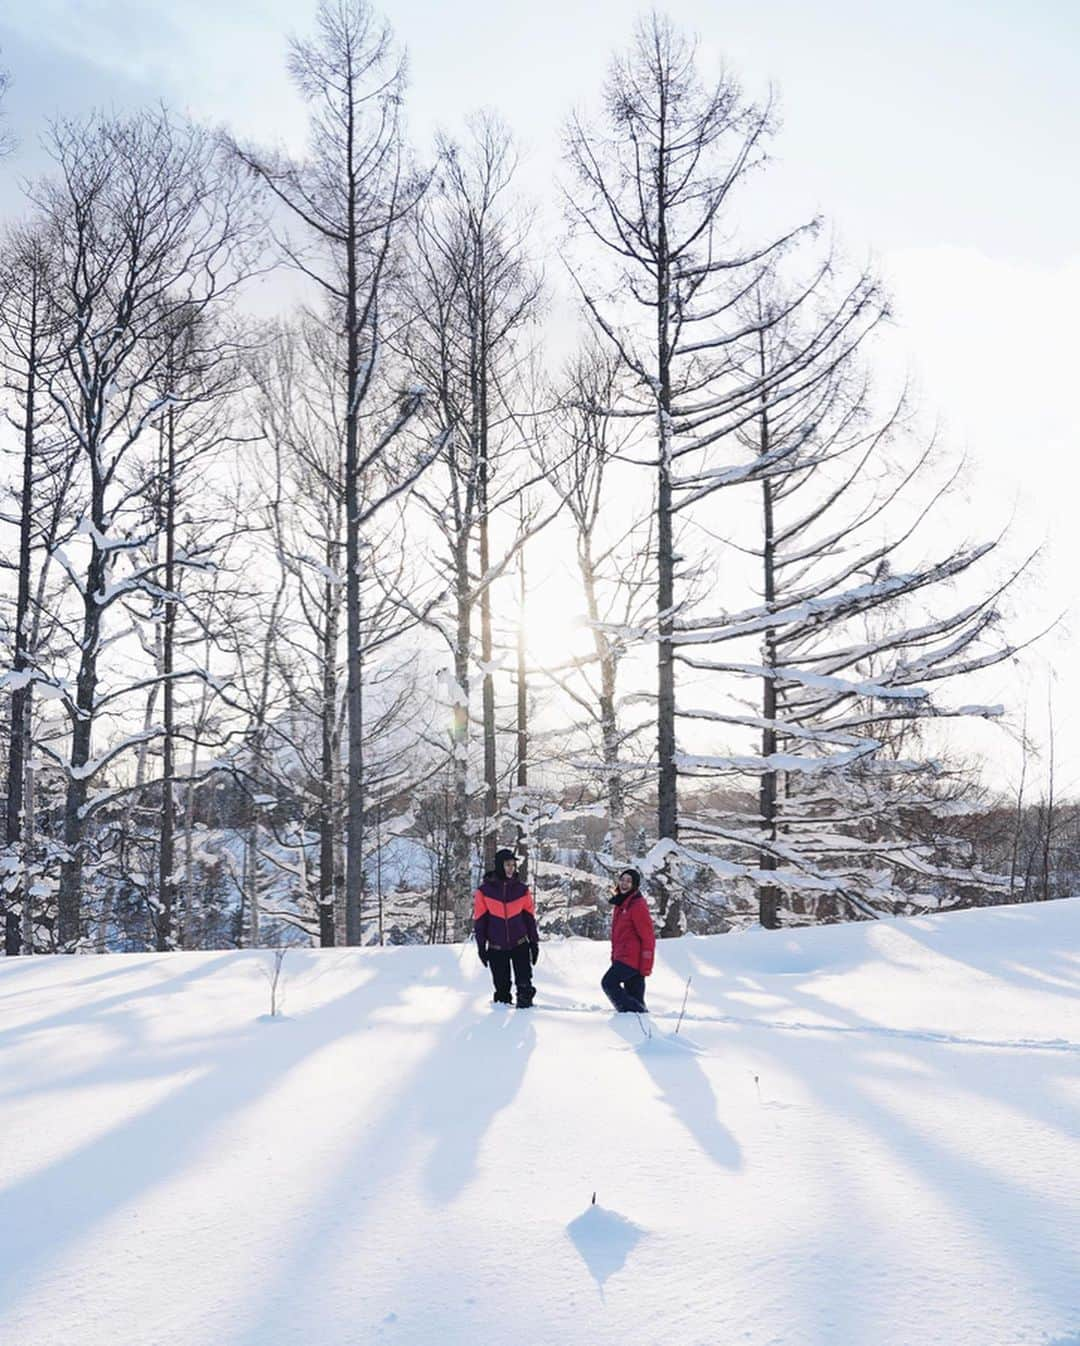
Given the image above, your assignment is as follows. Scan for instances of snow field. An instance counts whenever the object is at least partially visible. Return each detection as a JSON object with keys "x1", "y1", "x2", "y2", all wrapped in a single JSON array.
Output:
[{"x1": 1, "y1": 902, "x2": 1078, "y2": 1346}]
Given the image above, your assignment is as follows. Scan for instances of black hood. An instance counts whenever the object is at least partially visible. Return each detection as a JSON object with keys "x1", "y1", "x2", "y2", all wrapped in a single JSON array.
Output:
[
  {"x1": 483, "y1": 848, "x2": 525, "y2": 884},
  {"x1": 610, "y1": 868, "x2": 642, "y2": 905}
]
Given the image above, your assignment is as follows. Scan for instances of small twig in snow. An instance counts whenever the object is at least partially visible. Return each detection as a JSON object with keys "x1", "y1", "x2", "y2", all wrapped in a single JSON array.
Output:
[
  {"x1": 261, "y1": 946, "x2": 288, "y2": 1017},
  {"x1": 675, "y1": 975, "x2": 692, "y2": 1034}
]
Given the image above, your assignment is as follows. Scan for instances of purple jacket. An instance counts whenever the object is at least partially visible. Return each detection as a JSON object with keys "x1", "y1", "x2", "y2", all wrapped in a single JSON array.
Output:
[{"x1": 473, "y1": 876, "x2": 538, "y2": 952}]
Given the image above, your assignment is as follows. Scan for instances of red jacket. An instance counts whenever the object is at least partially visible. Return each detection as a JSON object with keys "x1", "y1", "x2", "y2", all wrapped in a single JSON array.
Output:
[{"x1": 610, "y1": 892, "x2": 655, "y2": 975}]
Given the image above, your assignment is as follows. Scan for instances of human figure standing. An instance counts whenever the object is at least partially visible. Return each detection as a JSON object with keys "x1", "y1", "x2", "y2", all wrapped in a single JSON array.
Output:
[
  {"x1": 473, "y1": 848, "x2": 539, "y2": 1007},
  {"x1": 601, "y1": 868, "x2": 655, "y2": 1012}
]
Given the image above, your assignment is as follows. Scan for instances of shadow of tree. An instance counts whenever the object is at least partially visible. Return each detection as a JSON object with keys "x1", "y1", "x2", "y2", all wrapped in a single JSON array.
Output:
[
  {"x1": 0, "y1": 953, "x2": 408, "y2": 1314},
  {"x1": 226, "y1": 999, "x2": 538, "y2": 1346},
  {"x1": 688, "y1": 949, "x2": 1080, "y2": 1315},
  {"x1": 0, "y1": 951, "x2": 240, "y2": 1057}
]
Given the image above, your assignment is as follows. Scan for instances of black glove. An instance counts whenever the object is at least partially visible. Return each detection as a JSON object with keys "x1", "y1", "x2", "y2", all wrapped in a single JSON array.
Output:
[
  {"x1": 477, "y1": 945, "x2": 489, "y2": 967},
  {"x1": 529, "y1": 942, "x2": 539, "y2": 966}
]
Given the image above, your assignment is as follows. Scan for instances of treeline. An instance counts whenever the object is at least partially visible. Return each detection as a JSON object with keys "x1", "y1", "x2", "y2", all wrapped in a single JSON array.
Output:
[{"x1": 0, "y1": 6, "x2": 1041, "y2": 955}]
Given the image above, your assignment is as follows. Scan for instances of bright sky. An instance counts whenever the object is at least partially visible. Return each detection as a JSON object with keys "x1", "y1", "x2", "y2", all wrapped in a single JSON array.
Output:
[{"x1": 1, "y1": 0, "x2": 1076, "y2": 792}]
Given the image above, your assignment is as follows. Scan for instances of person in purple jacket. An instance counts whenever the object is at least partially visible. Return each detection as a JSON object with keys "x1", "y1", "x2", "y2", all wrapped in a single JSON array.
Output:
[{"x1": 473, "y1": 848, "x2": 540, "y2": 1007}]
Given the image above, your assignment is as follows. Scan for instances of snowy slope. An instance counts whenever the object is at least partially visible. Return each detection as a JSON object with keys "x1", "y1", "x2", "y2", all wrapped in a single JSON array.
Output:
[{"x1": 1, "y1": 902, "x2": 1078, "y2": 1346}]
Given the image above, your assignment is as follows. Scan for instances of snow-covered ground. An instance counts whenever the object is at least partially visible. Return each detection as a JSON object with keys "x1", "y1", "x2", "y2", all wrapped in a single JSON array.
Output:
[{"x1": 1, "y1": 901, "x2": 1078, "y2": 1346}]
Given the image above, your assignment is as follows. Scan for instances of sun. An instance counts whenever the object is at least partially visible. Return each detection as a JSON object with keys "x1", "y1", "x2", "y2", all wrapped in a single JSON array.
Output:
[{"x1": 520, "y1": 577, "x2": 597, "y2": 667}]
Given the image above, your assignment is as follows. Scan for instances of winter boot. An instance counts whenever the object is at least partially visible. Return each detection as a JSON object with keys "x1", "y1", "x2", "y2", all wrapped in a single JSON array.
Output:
[
  {"x1": 493, "y1": 992, "x2": 513, "y2": 1006},
  {"x1": 516, "y1": 985, "x2": 535, "y2": 1009}
]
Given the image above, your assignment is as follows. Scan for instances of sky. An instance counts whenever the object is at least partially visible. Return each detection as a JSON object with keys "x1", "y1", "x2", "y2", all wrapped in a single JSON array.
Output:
[{"x1": 0, "y1": 0, "x2": 1076, "y2": 791}]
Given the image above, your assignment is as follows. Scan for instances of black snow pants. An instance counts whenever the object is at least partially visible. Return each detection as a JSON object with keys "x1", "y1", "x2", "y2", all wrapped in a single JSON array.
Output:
[
  {"x1": 602, "y1": 960, "x2": 647, "y2": 1013},
  {"x1": 488, "y1": 944, "x2": 534, "y2": 1006}
]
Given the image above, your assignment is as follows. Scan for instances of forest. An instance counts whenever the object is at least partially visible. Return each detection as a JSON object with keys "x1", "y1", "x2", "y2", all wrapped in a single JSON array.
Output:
[{"x1": 0, "y1": 3, "x2": 1066, "y2": 956}]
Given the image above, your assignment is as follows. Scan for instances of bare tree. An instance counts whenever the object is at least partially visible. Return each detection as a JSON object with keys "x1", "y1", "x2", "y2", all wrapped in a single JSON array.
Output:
[
  {"x1": 670, "y1": 275, "x2": 1035, "y2": 924},
  {"x1": 1008, "y1": 705, "x2": 1030, "y2": 899},
  {"x1": 564, "y1": 17, "x2": 1037, "y2": 932},
  {"x1": 228, "y1": 0, "x2": 432, "y2": 945},
  {"x1": 29, "y1": 109, "x2": 257, "y2": 948},
  {"x1": 246, "y1": 318, "x2": 437, "y2": 945},
  {"x1": 0, "y1": 224, "x2": 76, "y2": 953},
  {"x1": 543, "y1": 341, "x2": 655, "y2": 861},
  {"x1": 125, "y1": 305, "x2": 252, "y2": 950},
  {"x1": 396, "y1": 114, "x2": 553, "y2": 934},
  {"x1": 564, "y1": 14, "x2": 817, "y2": 932}
]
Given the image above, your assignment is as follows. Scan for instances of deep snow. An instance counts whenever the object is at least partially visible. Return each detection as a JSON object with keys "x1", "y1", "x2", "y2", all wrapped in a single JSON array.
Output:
[{"x1": 1, "y1": 901, "x2": 1078, "y2": 1346}]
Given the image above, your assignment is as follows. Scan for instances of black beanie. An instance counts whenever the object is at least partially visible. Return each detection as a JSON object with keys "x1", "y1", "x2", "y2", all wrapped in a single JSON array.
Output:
[{"x1": 494, "y1": 848, "x2": 518, "y2": 868}]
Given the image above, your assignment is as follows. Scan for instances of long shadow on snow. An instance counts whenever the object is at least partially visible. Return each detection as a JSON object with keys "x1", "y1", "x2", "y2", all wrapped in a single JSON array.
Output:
[
  {"x1": 420, "y1": 1008, "x2": 537, "y2": 1202},
  {"x1": 609, "y1": 1015, "x2": 741, "y2": 1169},
  {"x1": 698, "y1": 934, "x2": 1080, "y2": 1145},
  {"x1": 714, "y1": 957, "x2": 1080, "y2": 1323},
  {"x1": 0, "y1": 953, "x2": 157, "y2": 1004},
  {"x1": 0, "y1": 951, "x2": 240, "y2": 1054},
  {"x1": 895, "y1": 910, "x2": 1080, "y2": 1009},
  {"x1": 613, "y1": 922, "x2": 1080, "y2": 1341},
  {"x1": 226, "y1": 995, "x2": 537, "y2": 1346},
  {"x1": 681, "y1": 923, "x2": 1080, "y2": 1144},
  {"x1": 0, "y1": 952, "x2": 412, "y2": 1316},
  {"x1": 650, "y1": 931, "x2": 1080, "y2": 1337},
  {"x1": 803, "y1": 1022, "x2": 1080, "y2": 1317}
]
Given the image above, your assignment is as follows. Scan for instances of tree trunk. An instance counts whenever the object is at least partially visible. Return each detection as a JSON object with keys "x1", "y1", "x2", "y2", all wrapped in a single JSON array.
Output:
[
  {"x1": 318, "y1": 547, "x2": 339, "y2": 947},
  {"x1": 4, "y1": 266, "x2": 38, "y2": 956},
  {"x1": 1040, "y1": 681, "x2": 1055, "y2": 901},
  {"x1": 514, "y1": 536, "x2": 528, "y2": 861},
  {"x1": 245, "y1": 790, "x2": 261, "y2": 947},
  {"x1": 156, "y1": 405, "x2": 177, "y2": 950},
  {"x1": 343, "y1": 84, "x2": 366, "y2": 947},
  {"x1": 58, "y1": 459, "x2": 108, "y2": 949},
  {"x1": 654, "y1": 122, "x2": 680, "y2": 936},
  {"x1": 480, "y1": 514, "x2": 497, "y2": 854},
  {"x1": 181, "y1": 625, "x2": 213, "y2": 951},
  {"x1": 1008, "y1": 709, "x2": 1028, "y2": 900},
  {"x1": 451, "y1": 555, "x2": 473, "y2": 939},
  {"x1": 580, "y1": 538, "x2": 626, "y2": 859},
  {"x1": 758, "y1": 333, "x2": 781, "y2": 930},
  {"x1": 22, "y1": 759, "x2": 36, "y2": 953}
]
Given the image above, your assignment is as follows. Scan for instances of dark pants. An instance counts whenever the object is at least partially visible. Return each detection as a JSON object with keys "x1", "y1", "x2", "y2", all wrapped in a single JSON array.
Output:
[
  {"x1": 488, "y1": 945, "x2": 534, "y2": 1006},
  {"x1": 602, "y1": 960, "x2": 647, "y2": 1013}
]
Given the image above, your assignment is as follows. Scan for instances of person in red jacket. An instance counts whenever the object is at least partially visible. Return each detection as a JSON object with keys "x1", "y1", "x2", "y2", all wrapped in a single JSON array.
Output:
[{"x1": 602, "y1": 868, "x2": 656, "y2": 1013}]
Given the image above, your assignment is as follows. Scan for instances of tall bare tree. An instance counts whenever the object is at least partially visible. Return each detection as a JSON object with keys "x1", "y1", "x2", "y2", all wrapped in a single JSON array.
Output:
[
  {"x1": 30, "y1": 109, "x2": 256, "y2": 948},
  {"x1": 564, "y1": 17, "x2": 917, "y2": 932},
  {"x1": 229, "y1": 0, "x2": 431, "y2": 945},
  {"x1": 563, "y1": 15, "x2": 817, "y2": 932},
  {"x1": 396, "y1": 114, "x2": 552, "y2": 933},
  {"x1": 670, "y1": 275, "x2": 1035, "y2": 924},
  {"x1": 248, "y1": 318, "x2": 436, "y2": 945},
  {"x1": 0, "y1": 224, "x2": 75, "y2": 953},
  {"x1": 128, "y1": 306, "x2": 251, "y2": 950}
]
